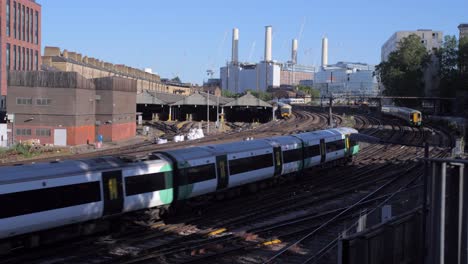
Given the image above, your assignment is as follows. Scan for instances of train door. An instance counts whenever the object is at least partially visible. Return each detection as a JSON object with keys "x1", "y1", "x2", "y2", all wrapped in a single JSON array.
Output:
[
  {"x1": 273, "y1": 146, "x2": 283, "y2": 177},
  {"x1": 320, "y1": 139, "x2": 326, "y2": 163},
  {"x1": 412, "y1": 112, "x2": 420, "y2": 124},
  {"x1": 102, "y1": 170, "x2": 124, "y2": 216},
  {"x1": 345, "y1": 135, "x2": 350, "y2": 157},
  {"x1": 216, "y1": 155, "x2": 229, "y2": 190}
]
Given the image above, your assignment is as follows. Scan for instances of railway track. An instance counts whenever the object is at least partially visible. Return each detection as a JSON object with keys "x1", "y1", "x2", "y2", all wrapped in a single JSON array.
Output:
[{"x1": 0, "y1": 107, "x2": 455, "y2": 264}]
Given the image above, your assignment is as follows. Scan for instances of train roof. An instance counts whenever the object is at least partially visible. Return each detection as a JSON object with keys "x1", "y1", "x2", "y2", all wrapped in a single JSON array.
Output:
[
  {"x1": 382, "y1": 105, "x2": 421, "y2": 114},
  {"x1": 294, "y1": 127, "x2": 359, "y2": 141},
  {"x1": 0, "y1": 156, "x2": 164, "y2": 185}
]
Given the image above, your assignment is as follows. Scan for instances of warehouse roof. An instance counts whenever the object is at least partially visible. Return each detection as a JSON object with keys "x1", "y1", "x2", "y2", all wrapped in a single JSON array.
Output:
[
  {"x1": 223, "y1": 93, "x2": 272, "y2": 108},
  {"x1": 171, "y1": 92, "x2": 218, "y2": 106}
]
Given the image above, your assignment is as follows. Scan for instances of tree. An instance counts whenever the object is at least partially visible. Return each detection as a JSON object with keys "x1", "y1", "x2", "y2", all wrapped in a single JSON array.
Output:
[
  {"x1": 296, "y1": 85, "x2": 320, "y2": 98},
  {"x1": 376, "y1": 34, "x2": 430, "y2": 101},
  {"x1": 459, "y1": 36, "x2": 468, "y2": 90},
  {"x1": 245, "y1": 89, "x2": 273, "y2": 101},
  {"x1": 437, "y1": 35, "x2": 459, "y2": 96},
  {"x1": 221, "y1": 89, "x2": 237, "y2": 98}
]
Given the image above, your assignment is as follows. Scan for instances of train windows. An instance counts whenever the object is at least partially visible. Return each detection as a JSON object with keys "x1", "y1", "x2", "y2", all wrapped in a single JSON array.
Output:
[
  {"x1": 125, "y1": 172, "x2": 170, "y2": 196},
  {"x1": 0, "y1": 182, "x2": 101, "y2": 219},
  {"x1": 305, "y1": 144, "x2": 320, "y2": 158},
  {"x1": 326, "y1": 140, "x2": 345, "y2": 153},
  {"x1": 185, "y1": 163, "x2": 216, "y2": 184},
  {"x1": 283, "y1": 148, "x2": 303, "y2": 163},
  {"x1": 229, "y1": 154, "x2": 273, "y2": 175}
]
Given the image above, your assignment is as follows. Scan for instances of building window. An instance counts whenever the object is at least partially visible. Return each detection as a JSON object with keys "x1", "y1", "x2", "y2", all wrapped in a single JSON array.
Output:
[
  {"x1": 22, "y1": 5, "x2": 25, "y2": 41},
  {"x1": 6, "y1": 0, "x2": 11, "y2": 36},
  {"x1": 36, "y1": 98, "x2": 51, "y2": 105},
  {"x1": 18, "y1": 46, "x2": 21, "y2": 70},
  {"x1": 35, "y1": 50, "x2": 38, "y2": 70},
  {"x1": 6, "y1": 44, "x2": 11, "y2": 70},
  {"x1": 35, "y1": 11, "x2": 38, "y2": 44},
  {"x1": 13, "y1": 45, "x2": 16, "y2": 70},
  {"x1": 13, "y1": 1, "x2": 16, "y2": 38},
  {"x1": 18, "y1": 4, "x2": 21, "y2": 40},
  {"x1": 35, "y1": 128, "x2": 51, "y2": 137},
  {"x1": 26, "y1": 48, "x2": 29, "y2": 71},
  {"x1": 30, "y1": 9, "x2": 33, "y2": 43},
  {"x1": 16, "y1": 129, "x2": 31, "y2": 136},
  {"x1": 16, "y1": 97, "x2": 32, "y2": 105},
  {"x1": 30, "y1": 49, "x2": 33, "y2": 70},
  {"x1": 25, "y1": 7, "x2": 29, "y2": 43},
  {"x1": 22, "y1": 47, "x2": 25, "y2": 70}
]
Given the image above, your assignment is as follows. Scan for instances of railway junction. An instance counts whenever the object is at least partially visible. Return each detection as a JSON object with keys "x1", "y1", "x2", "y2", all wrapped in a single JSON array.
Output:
[{"x1": 0, "y1": 105, "x2": 465, "y2": 264}]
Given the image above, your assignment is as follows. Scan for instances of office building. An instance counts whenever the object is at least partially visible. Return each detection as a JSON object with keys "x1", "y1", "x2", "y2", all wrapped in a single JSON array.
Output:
[
  {"x1": 0, "y1": 0, "x2": 41, "y2": 117},
  {"x1": 381, "y1": 30, "x2": 442, "y2": 62}
]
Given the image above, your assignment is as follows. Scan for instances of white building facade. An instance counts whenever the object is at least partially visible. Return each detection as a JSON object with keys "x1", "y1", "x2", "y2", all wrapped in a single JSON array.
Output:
[
  {"x1": 381, "y1": 29, "x2": 443, "y2": 62},
  {"x1": 220, "y1": 62, "x2": 281, "y2": 93},
  {"x1": 314, "y1": 62, "x2": 378, "y2": 97}
]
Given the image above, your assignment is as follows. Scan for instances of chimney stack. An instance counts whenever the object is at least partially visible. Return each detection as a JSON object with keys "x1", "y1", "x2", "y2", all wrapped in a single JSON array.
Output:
[
  {"x1": 264, "y1": 26, "x2": 272, "y2": 62},
  {"x1": 321, "y1": 37, "x2": 328, "y2": 67},
  {"x1": 291, "y1": 39, "x2": 298, "y2": 64},
  {"x1": 232, "y1": 28, "x2": 239, "y2": 64}
]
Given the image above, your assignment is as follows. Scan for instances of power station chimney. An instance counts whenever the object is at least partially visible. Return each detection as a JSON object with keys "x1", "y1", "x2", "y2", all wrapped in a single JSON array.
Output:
[
  {"x1": 321, "y1": 37, "x2": 328, "y2": 68},
  {"x1": 265, "y1": 26, "x2": 272, "y2": 62},
  {"x1": 291, "y1": 39, "x2": 298, "y2": 64},
  {"x1": 232, "y1": 28, "x2": 239, "y2": 64}
]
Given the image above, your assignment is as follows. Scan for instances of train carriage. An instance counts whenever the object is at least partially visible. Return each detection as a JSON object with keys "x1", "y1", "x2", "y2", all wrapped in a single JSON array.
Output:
[
  {"x1": 381, "y1": 106, "x2": 422, "y2": 126},
  {"x1": 201, "y1": 140, "x2": 276, "y2": 189},
  {"x1": 265, "y1": 136, "x2": 303, "y2": 175},
  {"x1": 0, "y1": 127, "x2": 360, "y2": 246}
]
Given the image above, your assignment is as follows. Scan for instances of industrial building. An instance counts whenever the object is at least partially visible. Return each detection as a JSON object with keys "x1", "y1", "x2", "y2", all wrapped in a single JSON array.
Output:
[
  {"x1": 7, "y1": 71, "x2": 136, "y2": 146},
  {"x1": 0, "y1": 0, "x2": 42, "y2": 120},
  {"x1": 42, "y1": 47, "x2": 193, "y2": 95},
  {"x1": 315, "y1": 62, "x2": 379, "y2": 97},
  {"x1": 220, "y1": 26, "x2": 315, "y2": 93}
]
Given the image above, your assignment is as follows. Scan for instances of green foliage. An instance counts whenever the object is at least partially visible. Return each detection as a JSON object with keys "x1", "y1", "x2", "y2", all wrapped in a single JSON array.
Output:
[
  {"x1": 436, "y1": 35, "x2": 468, "y2": 97},
  {"x1": 296, "y1": 85, "x2": 320, "y2": 98},
  {"x1": 376, "y1": 34, "x2": 430, "y2": 101},
  {"x1": 221, "y1": 89, "x2": 238, "y2": 98},
  {"x1": 438, "y1": 35, "x2": 461, "y2": 96},
  {"x1": 459, "y1": 36, "x2": 468, "y2": 91},
  {"x1": 245, "y1": 89, "x2": 273, "y2": 101}
]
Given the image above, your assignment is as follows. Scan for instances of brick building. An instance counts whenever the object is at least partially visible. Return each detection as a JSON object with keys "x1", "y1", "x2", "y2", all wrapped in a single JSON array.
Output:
[
  {"x1": 42, "y1": 47, "x2": 193, "y2": 95},
  {"x1": 0, "y1": 0, "x2": 41, "y2": 113},
  {"x1": 7, "y1": 71, "x2": 136, "y2": 146}
]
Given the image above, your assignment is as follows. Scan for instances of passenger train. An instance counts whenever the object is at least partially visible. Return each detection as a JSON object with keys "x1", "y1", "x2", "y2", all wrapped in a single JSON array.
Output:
[
  {"x1": 381, "y1": 106, "x2": 422, "y2": 126},
  {"x1": 277, "y1": 102, "x2": 292, "y2": 118},
  {"x1": 279, "y1": 98, "x2": 305, "y2": 105},
  {"x1": 0, "y1": 127, "x2": 359, "y2": 249}
]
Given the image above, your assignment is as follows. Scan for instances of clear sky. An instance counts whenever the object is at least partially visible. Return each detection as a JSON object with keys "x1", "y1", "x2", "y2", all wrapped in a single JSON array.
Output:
[{"x1": 42, "y1": 0, "x2": 467, "y2": 84}]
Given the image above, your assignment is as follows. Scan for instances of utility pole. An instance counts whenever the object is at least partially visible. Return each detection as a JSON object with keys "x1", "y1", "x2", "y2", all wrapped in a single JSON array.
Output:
[
  {"x1": 329, "y1": 96, "x2": 333, "y2": 127},
  {"x1": 207, "y1": 92, "x2": 210, "y2": 134}
]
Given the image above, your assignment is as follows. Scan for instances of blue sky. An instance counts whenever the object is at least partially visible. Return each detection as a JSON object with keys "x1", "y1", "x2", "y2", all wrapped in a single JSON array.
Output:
[{"x1": 42, "y1": 0, "x2": 467, "y2": 84}]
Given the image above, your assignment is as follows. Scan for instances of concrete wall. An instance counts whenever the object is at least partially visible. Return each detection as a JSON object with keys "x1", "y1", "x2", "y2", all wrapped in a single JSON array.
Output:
[{"x1": 6, "y1": 72, "x2": 136, "y2": 145}]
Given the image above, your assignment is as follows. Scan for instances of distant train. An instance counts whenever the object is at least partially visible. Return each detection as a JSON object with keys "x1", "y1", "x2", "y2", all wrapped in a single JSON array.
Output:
[
  {"x1": 0, "y1": 128, "x2": 359, "y2": 250},
  {"x1": 277, "y1": 102, "x2": 292, "y2": 118},
  {"x1": 279, "y1": 98, "x2": 305, "y2": 105},
  {"x1": 381, "y1": 106, "x2": 422, "y2": 126}
]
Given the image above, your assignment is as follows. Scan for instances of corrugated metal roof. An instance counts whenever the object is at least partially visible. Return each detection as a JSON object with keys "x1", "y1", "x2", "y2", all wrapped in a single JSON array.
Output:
[
  {"x1": 223, "y1": 93, "x2": 272, "y2": 108},
  {"x1": 171, "y1": 92, "x2": 218, "y2": 106},
  {"x1": 148, "y1": 91, "x2": 185, "y2": 104},
  {"x1": 137, "y1": 90, "x2": 167, "y2": 105},
  {"x1": 198, "y1": 92, "x2": 235, "y2": 105}
]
